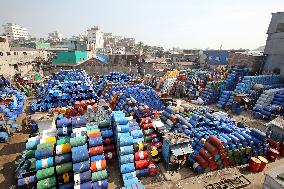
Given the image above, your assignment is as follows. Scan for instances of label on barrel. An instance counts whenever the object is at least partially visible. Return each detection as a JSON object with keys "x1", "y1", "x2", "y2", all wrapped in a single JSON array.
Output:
[
  {"x1": 97, "y1": 160, "x2": 102, "y2": 170},
  {"x1": 63, "y1": 127, "x2": 67, "y2": 135},
  {"x1": 74, "y1": 174, "x2": 80, "y2": 184},
  {"x1": 139, "y1": 151, "x2": 144, "y2": 160},
  {"x1": 42, "y1": 158, "x2": 48, "y2": 168}
]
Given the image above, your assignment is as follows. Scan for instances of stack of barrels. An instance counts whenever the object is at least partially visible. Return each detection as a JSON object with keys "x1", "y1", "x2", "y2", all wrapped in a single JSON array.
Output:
[
  {"x1": 188, "y1": 135, "x2": 229, "y2": 174},
  {"x1": 55, "y1": 136, "x2": 73, "y2": 188},
  {"x1": 57, "y1": 117, "x2": 72, "y2": 137},
  {"x1": 113, "y1": 111, "x2": 142, "y2": 188},
  {"x1": 87, "y1": 122, "x2": 108, "y2": 188},
  {"x1": 99, "y1": 119, "x2": 116, "y2": 160},
  {"x1": 35, "y1": 136, "x2": 57, "y2": 189}
]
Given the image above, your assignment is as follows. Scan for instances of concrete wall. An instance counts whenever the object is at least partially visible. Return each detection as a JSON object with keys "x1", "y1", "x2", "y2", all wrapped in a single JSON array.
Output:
[
  {"x1": 264, "y1": 12, "x2": 284, "y2": 77},
  {"x1": 0, "y1": 50, "x2": 47, "y2": 78}
]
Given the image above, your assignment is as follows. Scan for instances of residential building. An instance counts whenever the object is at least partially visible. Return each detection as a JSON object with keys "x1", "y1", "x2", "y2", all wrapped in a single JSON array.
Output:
[
  {"x1": 2, "y1": 23, "x2": 29, "y2": 41},
  {"x1": 112, "y1": 46, "x2": 126, "y2": 54},
  {"x1": 0, "y1": 36, "x2": 48, "y2": 78},
  {"x1": 27, "y1": 42, "x2": 51, "y2": 50},
  {"x1": 52, "y1": 51, "x2": 88, "y2": 65},
  {"x1": 86, "y1": 26, "x2": 104, "y2": 49},
  {"x1": 48, "y1": 31, "x2": 63, "y2": 43},
  {"x1": 263, "y1": 12, "x2": 284, "y2": 76},
  {"x1": 67, "y1": 39, "x2": 95, "y2": 52}
]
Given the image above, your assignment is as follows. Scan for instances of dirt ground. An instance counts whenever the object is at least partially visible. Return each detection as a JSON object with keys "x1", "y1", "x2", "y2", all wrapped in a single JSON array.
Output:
[{"x1": 0, "y1": 101, "x2": 283, "y2": 189}]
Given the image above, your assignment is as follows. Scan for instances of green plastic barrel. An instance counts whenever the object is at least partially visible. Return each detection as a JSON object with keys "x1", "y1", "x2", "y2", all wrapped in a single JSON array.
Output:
[
  {"x1": 92, "y1": 170, "x2": 107, "y2": 182},
  {"x1": 98, "y1": 120, "x2": 111, "y2": 128},
  {"x1": 56, "y1": 162, "x2": 72, "y2": 175},
  {"x1": 25, "y1": 150, "x2": 35, "y2": 159},
  {"x1": 70, "y1": 136, "x2": 86, "y2": 147},
  {"x1": 36, "y1": 167, "x2": 55, "y2": 180},
  {"x1": 57, "y1": 137, "x2": 70, "y2": 145},
  {"x1": 37, "y1": 142, "x2": 54, "y2": 150},
  {"x1": 30, "y1": 159, "x2": 36, "y2": 170},
  {"x1": 37, "y1": 176, "x2": 56, "y2": 189},
  {"x1": 144, "y1": 135, "x2": 151, "y2": 142}
]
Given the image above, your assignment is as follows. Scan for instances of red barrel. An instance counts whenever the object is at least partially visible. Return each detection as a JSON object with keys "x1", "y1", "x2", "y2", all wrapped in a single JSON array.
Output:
[
  {"x1": 89, "y1": 146, "x2": 104, "y2": 156},
  {"x1": 248, "y1": 157, "x2": 261, "y2": 172},
  {"x1": 169, "y1": 115, "x2": 177, "y2": 123},
  {"x1": 142, "y1": 123, "x2": 154, "y2": 130},
  {"x1": 148, "y1": 162, "x2": 157, "y2": 177},
  {"x1": 280, "y1": 145, "x2": 284, "y2": 157},
  {"x1": 134, "y1": 151, "x2": 148, "y2": 161},
  {"x1": 220, "y1": 152, "x2": 227, "y2": 160},
  {"x1": 151, "y1": 133, "x2": 157, "y2": 139},
  {"x1": 154, "y1": 142, "x2": 162, "y2": 150},
  {"x1": 267, "y1": 148, "x2": 279, "y2": 161},
  {"x1": 199, "y1": 148, "x2": 213, "y2": 161},
  {"x1": 104, "y1": 144, "x2": 115, "y2": 152},
  {"x1": 90, "y1": 160, "x2": 107, "y2": 171},
  {"x1": 267, "y1": 138, "x2": 280, "y2": 150},
  {"x1": 135, "y1": 160, "x2": 149, "y2": 169},
  {"x1": 195, "y1": 154, "x2": 208, "y2": 169},
  {"x1": 223, "y1": 158, "x2": 229, "y2": 167},
  {"x1": 257, "y1": 156, "x2": 268, "y2": 172},
  {"x1": 88, "y1": 132, "x2": 101, "y2": 138},
  {"x1": 209, "y1": 162, "x2": 218, "y2": 171},
  {"x1": 104, "y1": 138, "x2": 112, "y2": 145},
  {"x1": 204, "y1": 142, "x2": 219, "y2": 155},
  {"x1": 208, "y1": 135, "x2": 224, "y2": 150},
  {"x1": 140, "y1": 117, "x2": 152, "y2": 125}
]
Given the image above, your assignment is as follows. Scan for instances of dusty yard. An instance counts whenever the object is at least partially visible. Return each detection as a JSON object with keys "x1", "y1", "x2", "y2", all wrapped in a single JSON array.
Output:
[{"x1": 0, "y1": 101, "x2": 283, "y2": 189}]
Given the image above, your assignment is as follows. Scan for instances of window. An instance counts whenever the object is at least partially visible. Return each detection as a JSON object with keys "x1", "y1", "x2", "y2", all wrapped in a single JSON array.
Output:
[
  {"x1": 14, "y1": 52, "x2": 17, "y2": 55},
  {"x1": 23, "y1": 52, "x2": 27, "y2": 55},
  {"x1": 0, "y1": 52, "x2": 3, "y2": 56},
  {"x1": 6, "y1": 52, "x2": 11, "y2": 56},
  {"x1": 276, "y1": 23, "x2": 284, "y2": 32}
]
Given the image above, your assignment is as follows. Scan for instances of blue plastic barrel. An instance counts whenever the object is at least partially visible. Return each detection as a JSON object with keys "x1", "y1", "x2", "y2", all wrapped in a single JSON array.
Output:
[
  {"x1": 92, "y1": 179, "x2": 108, "y2": 189},
  {"x1": 101, "y1": 129, "x2": 113, "y2": 138},
  {"x1": 119, "y1": 136, "x2": 134, "y2": 147},
  {"x1": 120, "y1": 145, "x2": 134, "y2": 155},
  {"x1": 18, "y1": 175, "x2": 36, "y2": 186},
  {"x1": 75, "y1": 181, "x2": 92, "y2": 189},
  {"x1": 130, "y1": 130, "x2": 143, "y2": 139},
  {"x1": 120, "y1": 154, "x2": 134, "y2": 164},
  {"x1": 114, "y1": 117, "x2": 128, "y2": 125},
  {"x1": 36, "y1": 157, "x2": 54, "y2": 170},
  {"x1": 121, "y1": 163, "x2": 135, "y2": 174},
  {"x1": 73, "y1": 160, "x2": 90, "y2": 173},
  {"x1": 71, "y1": 116, "x2": 87, "y2": 128},
  {"x1": 91, "y1": 154, "x2": 105, "y2": 162},
  {"x1": 136, "y1": 168, "x2": 149, "y2": 178},
  {"x1": 35, "y1": 148, "x2": 54, "y2": 160},
  {"x1": 117, "y1": 124, "x2": 130, "y2": 133},
  {"x1": 74, "y1": 171, "x2": 91, "y2": 185},
  {"x1": 72, "y1": 145, "x2": 89, "y2": 163},
  {"x1": 57, "y1": 118, "x2": 72, "y2": 128},
  {"x1": 124, "y1": 177, "x2": 139, "y2": 187},
  {"x1": 55, "y1": 153, "x2": 72, "y2": 165},
  {"x1": 59, "y1": 183, "x2": 74, "y2": 189},
  {"x1": 89, "y1": 137, "x2": 103, "y2": 147}
]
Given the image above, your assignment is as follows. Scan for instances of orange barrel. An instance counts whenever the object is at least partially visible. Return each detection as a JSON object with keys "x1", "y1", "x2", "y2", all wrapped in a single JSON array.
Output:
[
  {"x1": 267, "y1": 138, "x2": 280, "y2": 150},
  {"x1": 199, "y1": 148, "x2": 213, "y2": 161},
  {"x1": 248, "y1": 157, "x2": 261, "y2": 172},
  {"x1": 134, "y1": 151, "x2": 148, "y2": 161},
  {"x1": 60, "y1": 107, "x2": 67, "y2": 114},
  {"x1": 257, "y1": 156, "x2": 268, "y2": 172},
  {"x1": 88, "y1": 132, "x2": 101, "y2": 138},
  {"x1": 135, "y1": 160, "x2": 149, "y2": 170},
  {"x1": 89, "y1": 146, "x2": 104, "y2": 156},
  {"x1": 90, "y1": 160, "x2": 107, "y2": 171},
  {"x1": 195, "y1": 154, "x2": 208, "y2": 169},
  {"x1": 148, "y1": 162, "x2": 157, "y2": 177},
  {"x1": 208, "y1": 135, "x2": 224, "y2": 150},
  {"x1": 204, "y1": 142, "x2": 219, "y2": 156}
]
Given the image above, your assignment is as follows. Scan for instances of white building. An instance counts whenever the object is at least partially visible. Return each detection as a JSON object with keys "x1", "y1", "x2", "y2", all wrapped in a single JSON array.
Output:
[
  {"x1": 86, "y1": 26, "x2": 104, "y2": 49},
  {"x1": 2, "y1": 23, "x2": 29, "y2": 41},
  {"x1": 48, "y1": 31, "x2": 63, "y2": 43}
]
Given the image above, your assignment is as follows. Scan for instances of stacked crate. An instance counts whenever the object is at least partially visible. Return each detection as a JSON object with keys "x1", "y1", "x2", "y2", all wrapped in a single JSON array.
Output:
[
  {"x1": 87, "y1": 122, "x2": 108, "y2": 188},
  {"x1": 113, "y1": 111, "x2": 140, "y2": 187},
  {"x1": 35, "y1": 136, "x2": 57, "y2": 189}
]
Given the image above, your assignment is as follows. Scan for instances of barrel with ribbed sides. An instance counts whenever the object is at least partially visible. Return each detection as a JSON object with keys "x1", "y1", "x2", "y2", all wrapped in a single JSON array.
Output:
[
  {"x1": 57, "y1": 118, "x2": 72, "y2": 127},
  {"x1": 25, "y1": 150, "x2": 35, "y2": 159},
  {"x1": 89, "y1": 137, "x2": 103, "y2": 147},
  {"x1": 58, "y1": 127, "x2": 72, "y2": 136},
  {"x1": 57, "y1": 137, "x2": 70, "y2": 145},
  {"x1": 56, "y1": 162, "x2": 73, "y2": 175},
  {"x1": 135, "y1": 159, "x2": 149, "y2": 169},
  {"x1": 133, "y1": 142, "x2": 147, "y2": 152},
  {"x1": 122, "y1": 172, "x2": 137, "y2": 180},
  {"x1": 26, "y1": 140, "x2": 40, "y2": 150},
  {"x1": 92, "y1": 179, "x2": 108, "y2": 189},
  {"x1": 120, "y1": 145, "x2": 134, "y2": 156},
  {"x1": 136, "y1": 168, "x2": 149, "y2": 178},
  {"x1": 70, "y1": 136, "x2": 87, "y2": 147},
  {"x1": 89, "y1": 145, "x2": 104, "y2": 156},
  {"x1": 37, "y1": 142, "x2": 54, "y2": 149},
  {"x1": 71, "y1": 116, "x2": 87, "y2": 127},
  {"x1": 90, "y1": 160, "x2": 107, "y2": 171},
  {"x1": 91, "y1": 170, "x2": 108, "y2": 182},
  {"x1": 121, "y1": 163, "x2": 135, "y2": 174},
  {"x1": 73, "y1": 160, "x2": 90, "y2": 173},
  {"x1": 36, "y1": 157, "x2": 54, "y2": 170},
  {"x1": 55, "y1": 153, "x2": 72, "y2": 165},
  {"x1": 37, "y1": 176, "x2": 56, "y2": 189},
  {"x1": 36, "y1": 166, "x2": 55, "y2": 180},
  {"x1": 101, "y1": 128, "x2": 114, "y2": 138},
  {"x1": 134, "y1": 151, "x2": 148, "y2": 161},
  {"x1": 120, "y1": 154, "x2": 134, "y2": 164},
  {"x1": 99, "y1": 120, "x2": 111, "y2": 128},
  {"x1": 114, "y1": 117, "x2": 128, "y2": 125},
  {"x1": 72, "y1": 145, "x2": 89, "y2": 163},
  {"x1": 74, "y1": 181, "x2": 92, "y2": 189},
  {"x1": 124, "y1": 177, "x2": 139, "y2": 187},
  {"x1": 91, "y1": 154, "x2": 105, "y2": 162},
  {"x1": 40, "y1": 136, "x2": 56, "y2": 144},
  {"x1": 119, "y1": 136, "x2": 134, "y2": 146},
  {"x1": 35, "y1": 147, "x2": 54, "y2": 160},
  {"x1": 74, "y1": 170, "x2": 92, "y2": 185},
  {"x1": 56, "y1": 143, "x2": 72, "y2": 155},
  {"x1": 18, "y1": 175, "x2": 36, "y2": 187}
]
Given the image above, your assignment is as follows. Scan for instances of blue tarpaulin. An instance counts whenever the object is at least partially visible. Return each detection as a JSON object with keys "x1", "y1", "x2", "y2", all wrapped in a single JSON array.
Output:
[{"x1": 94, "y1": 53, "x2": 110, "y2": 64}]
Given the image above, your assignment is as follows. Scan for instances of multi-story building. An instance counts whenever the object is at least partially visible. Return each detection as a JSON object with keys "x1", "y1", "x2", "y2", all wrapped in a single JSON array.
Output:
[
  {"x1": 48, "y1": 31, "x2": 63, "y2": 43},
  {"x1": 2, "y1": 23, "x2": 29, "y2": 41},
  {"x1": 263, "y1": 12, "x2": 284, "y2": 76},
  {"x1": 0, "y1": 36, "x2": 48, "y2": 78},
  {"x1": 86, "y1": 26, "x2": 104, "y2": 49}
]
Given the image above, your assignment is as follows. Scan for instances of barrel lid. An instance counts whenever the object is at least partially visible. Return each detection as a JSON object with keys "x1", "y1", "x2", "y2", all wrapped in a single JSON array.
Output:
[
  {"x1": 258, "y1": 156, "x2": 268, "y2": 163},
  {"x1": 251, "y1": 157, "x2": 261, "y2": 164}
]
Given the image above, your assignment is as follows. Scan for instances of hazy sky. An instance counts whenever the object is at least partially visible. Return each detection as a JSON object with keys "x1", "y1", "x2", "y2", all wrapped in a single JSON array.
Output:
[{"x1": 0, "y1": 0, "x2": 283, "y2": 50}]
